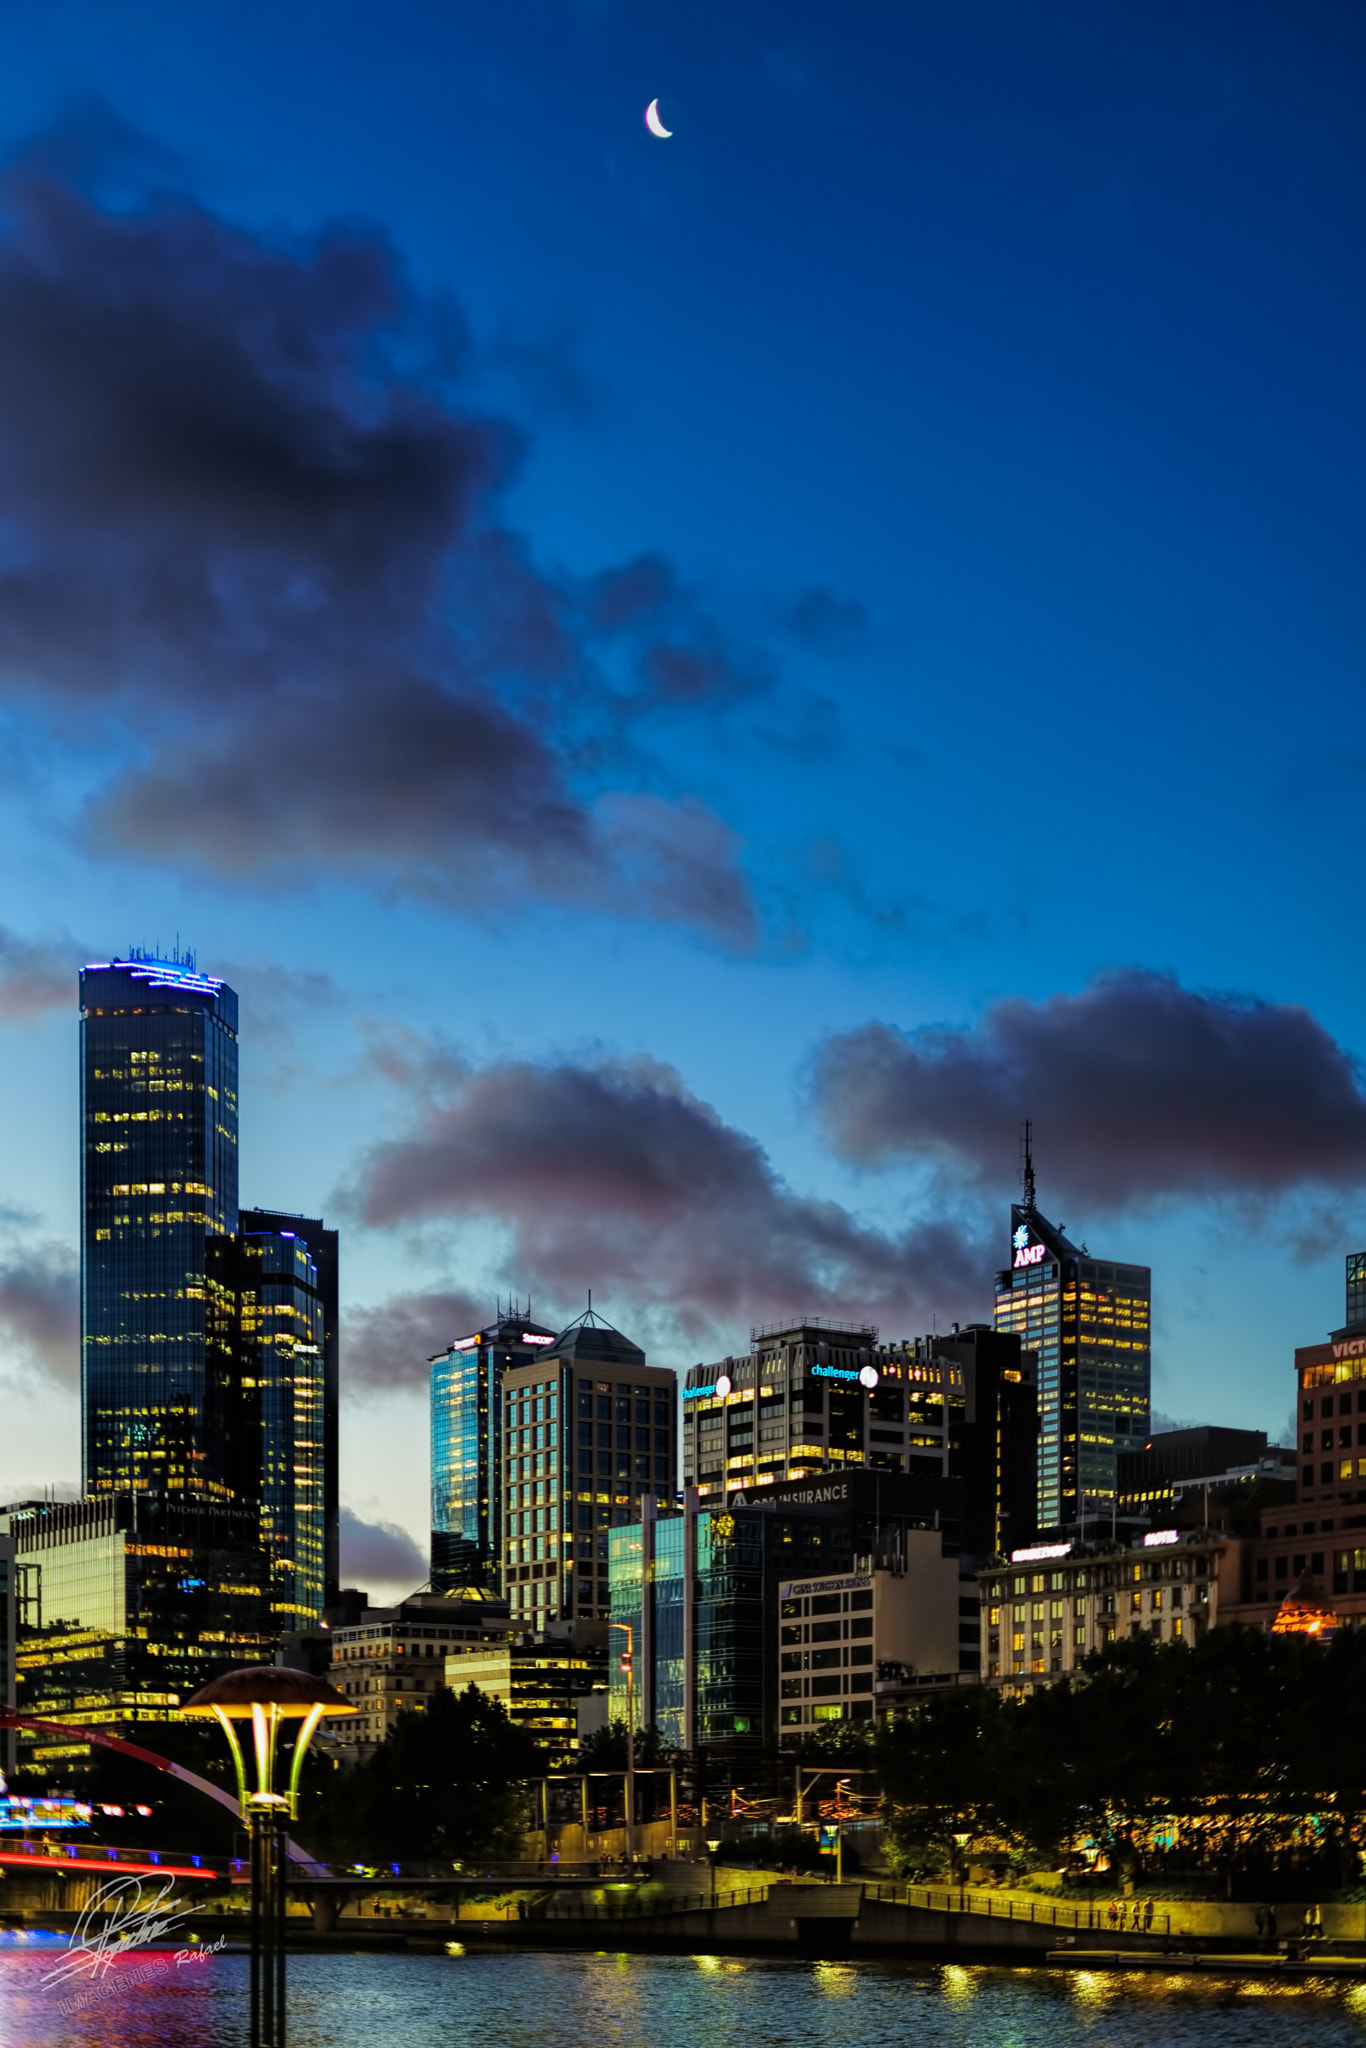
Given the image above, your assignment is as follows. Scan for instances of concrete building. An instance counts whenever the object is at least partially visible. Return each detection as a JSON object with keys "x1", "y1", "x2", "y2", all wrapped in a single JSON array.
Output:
[
  {"x1": 444, "y1": 1632, "x2": 607, "y2": 1768},
  {"x1": 776, "y1": 1553, "x2": 961, "y2": 1738},
  {"x1": 327, "y1": 1588, "x2": 511, "y2": 1756},
  {"x1": 979, "y1": 1528, "x2": 1239, "y2": 1693},
  {"x1": 1117, "y1": 1425, "x2": 1296, "y2": 1526},
  {"x1": 681, "y1": 1320, "x2": 1036, "y2": 1563},
  {"x1": 0, "y1": 1533, "x2": 13, "y2": 1780},
  {"x1": 500, "y1": 1308, "x2": 677, "y2": 1635}
]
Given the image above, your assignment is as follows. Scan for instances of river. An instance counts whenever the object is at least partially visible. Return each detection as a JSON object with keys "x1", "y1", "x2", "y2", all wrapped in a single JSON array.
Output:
[{"x1": 1, "y1": 1943, "x2": 1365, "y2": 2047}]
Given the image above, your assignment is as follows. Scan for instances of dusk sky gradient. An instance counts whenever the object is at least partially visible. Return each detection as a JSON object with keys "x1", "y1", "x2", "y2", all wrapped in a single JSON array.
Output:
[{"x1": 0, "y1": 1, "x2": 1361, "y2": 1594}]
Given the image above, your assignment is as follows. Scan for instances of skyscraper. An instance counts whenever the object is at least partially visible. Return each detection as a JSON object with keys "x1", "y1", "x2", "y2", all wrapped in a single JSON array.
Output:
[
  {"x1": 993, "y1": 1143, "x2": 1150, "y2": 1533},
  {"x1": 429, "y1": 1307, "x2": 557, "y2": 1592},
  {"x1": 206, "y1": 1228, "x2": 328, "y2": 1629},
  {"x1": 80, "y1": 954, "x2": 239, "y2": 1498},
  {"x1": 240, "y1": 1208, "x2": 340, "y2": 1606},
  {"x1": 501, "y1": 1307, "x2": 677, "y2": 1632}
]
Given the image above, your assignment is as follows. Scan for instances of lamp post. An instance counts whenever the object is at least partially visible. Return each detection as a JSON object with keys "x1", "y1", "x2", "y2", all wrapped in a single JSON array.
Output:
[
  {"x1": 706, "y1": 1836, "x2": 721, "y2": 1910},
  {"x1": 835, "y1": 1778, "x2": 850, "y2": 1885},
  {"x1": 608, "y1": 1620, "x2": 635, "y2": 1868},
  {"x1": 952, "y1": 1830, "x2": 972, "y2": 1911},
  {"x1": 184, "y1": 1666, "x2": 354, "y2": 2048}
]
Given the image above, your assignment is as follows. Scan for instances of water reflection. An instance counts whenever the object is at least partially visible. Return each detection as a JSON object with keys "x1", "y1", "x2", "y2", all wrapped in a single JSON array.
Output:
[{"x1": 1, "y1": 1949, "x2": 1365, "y2": 2048}]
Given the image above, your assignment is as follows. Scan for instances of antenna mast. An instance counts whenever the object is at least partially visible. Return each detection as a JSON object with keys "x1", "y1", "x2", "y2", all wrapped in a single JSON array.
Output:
[{"x1": 1021, "y1": 1119, "x2": 1036, "y2": 1214}]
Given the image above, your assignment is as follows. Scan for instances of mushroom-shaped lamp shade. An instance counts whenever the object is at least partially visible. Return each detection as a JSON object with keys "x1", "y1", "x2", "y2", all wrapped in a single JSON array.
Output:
[
  {"x1": 184, "y1": 1667, "x2": 355, "y2": 1718},
  {"x1": 184, "y1": 1666, "x2": 356, "y2": 1816}
]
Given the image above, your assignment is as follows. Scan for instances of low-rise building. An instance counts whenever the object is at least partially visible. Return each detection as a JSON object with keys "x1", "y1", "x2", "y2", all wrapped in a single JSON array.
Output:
[
  {"x1": 978, "y1": 1529, "x2": 1240, "y2": 1692},
  {"x1": 328, "y1": 1589, "x2": 510, "y2": 1755},
  {"x1": 776, "y1": 1550, "x2": 962, "y2": 1738},
  {"x1": 444, "y1": 1631, "x2": 606, "y2": 1766}
]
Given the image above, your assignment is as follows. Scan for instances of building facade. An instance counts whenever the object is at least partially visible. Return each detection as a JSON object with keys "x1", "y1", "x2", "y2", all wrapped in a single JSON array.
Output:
[
  {"x1": 979, "y1": 1529, "x2": 1237, "y2": 1692},
  {"x1": 501, "y1": 1309, "x2": 676, "y2": 1633},
  {"x1": 680, "y1": 1319, "x2": 1036, "y2": 1563},
  {"x1": 0, "y1": 1534, "x2": 13, "y2": 1780},
  {"x1": 777, "y1": 1554, "x2": 961, "y2": 1737},
  {"x1": 994, "y1": 1182, "x2": 1150, "y2": 1533},
  {"x1": 206, "y1": 1228, "x2": 328, "y2": 1630},
  {"x1": 241, "y1": 1208, "x2": 340, "y2": 1607},
  {"x1": 444, "y1": 1632, "x2": 607, "y2": 1768},
  {"x1": 327, "y1": 1589, "x2": 510, "y2": 1754},
  {"x1": 80, "y1": 954, "x2": 240, "y2": 1500},
  {"x1": 1117, "y1": 1425, "x2": 1295, "y2": 1525},
  {"x1": 609, "y1": 1472, "x2": 973, "y2": 1760},
  {"x1": 430, "y1": 1309, "x2": 558, "y2": 1593},
  {"x1": 0, "y1": 1494, "x2": 270, "y2": 1775}
]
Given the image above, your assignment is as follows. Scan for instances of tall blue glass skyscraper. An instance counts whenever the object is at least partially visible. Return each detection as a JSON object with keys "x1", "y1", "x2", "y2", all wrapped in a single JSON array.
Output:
[{"x1": 80, "y1": 954, "x2": 239, "y2": 1499}]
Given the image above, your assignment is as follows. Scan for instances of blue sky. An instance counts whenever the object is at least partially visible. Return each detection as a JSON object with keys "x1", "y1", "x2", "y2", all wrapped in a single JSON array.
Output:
[{"x1": 0, "y1": 1, "x2": 1361, "y2": 1586}]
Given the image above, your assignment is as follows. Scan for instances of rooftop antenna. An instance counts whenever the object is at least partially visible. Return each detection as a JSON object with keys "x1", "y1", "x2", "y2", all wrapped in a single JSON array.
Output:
[{"x1": 1021, "y1": 1119, "x2": 1036, "y2": 1214}]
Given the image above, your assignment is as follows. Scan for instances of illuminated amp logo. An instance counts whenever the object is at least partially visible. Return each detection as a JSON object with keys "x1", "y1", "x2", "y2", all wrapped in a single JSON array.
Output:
[{"x1": 1012, "y1": 1224, "x2": 1030, "y2": 1250}]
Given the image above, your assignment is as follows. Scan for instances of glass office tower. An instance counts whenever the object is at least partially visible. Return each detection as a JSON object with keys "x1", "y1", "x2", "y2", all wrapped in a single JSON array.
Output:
[
  {"x1": 995, "y1": 1194, "x2": 1150, "y2": 1534},
  {"x1": 80, "y1": 954, "x2": 239, "y2": 1499},
  {"x1": 430, "y1": 1308, "x2": 558, "y2": 1591},
  {"x1": 206, "y1": 1229, "x2": 327, "y2": 1630},
  {"x1": 240, "y1": 1208, "x2": 339, "y2": 1606}
]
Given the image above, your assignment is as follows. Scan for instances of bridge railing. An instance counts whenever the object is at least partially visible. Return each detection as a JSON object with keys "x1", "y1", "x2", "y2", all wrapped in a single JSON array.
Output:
[
  {"x1": 535, "y1": 1886, "x2": 771, "y2": 1922},
  {"x1": 863, "y1": 1883, "x2": 1170, "y2": 1937}
]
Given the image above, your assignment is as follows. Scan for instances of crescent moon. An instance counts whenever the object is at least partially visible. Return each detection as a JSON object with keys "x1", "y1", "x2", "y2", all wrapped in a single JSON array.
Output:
[{"x1": 644, "y1": 99, "x2": 672, "y2": 140}]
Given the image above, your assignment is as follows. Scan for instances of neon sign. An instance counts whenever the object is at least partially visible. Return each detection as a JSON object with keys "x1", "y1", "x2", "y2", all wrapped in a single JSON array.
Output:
[
  {"x1": 685, "y1": 1372, "x2": 733, "y2": 1400},
  {"x1": 1143, "y1": 1529, "x2": 1180, "y2": 1548},
  {"x1": 520, "y1": 1333, "x2": 555, "y2": 1346},
  {"x1": 1014, "y1": 1242, "x2": 1047, "y2": 1268},
  {"x1": 1010, "y1": 1542, "x2": 1073, "y2": 1563},
  {"x1": 812, "y1": 1363, "x2": 880, "y2": 1389}
]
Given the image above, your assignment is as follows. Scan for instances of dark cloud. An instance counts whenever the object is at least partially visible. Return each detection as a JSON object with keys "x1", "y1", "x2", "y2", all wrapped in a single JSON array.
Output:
[
  {"x1": 0, "y1": 1240, "x2": 80, "y2": 1388},
  {"x1": 781, "y1": 587, "x2": 869, "y2": 652},
  {"x1": 812, "y1": 969, "x2": 1366, "y2": 1210},
  {"x1": 338, "y1": 1505, "x2": 427, "y2": 1593},
  {"x1": 343, "y1": 1046, "x2": 993, "y2": 1339},
  {"x1": 344, "y1": 1287, "x2": 487, "y2": 1394},
  {"x1": 0, "y1": 114, "x2": 759, "y2": 946},
  {"x1": 0, "y1": 927, "x2": 81, "y2": 1019}
]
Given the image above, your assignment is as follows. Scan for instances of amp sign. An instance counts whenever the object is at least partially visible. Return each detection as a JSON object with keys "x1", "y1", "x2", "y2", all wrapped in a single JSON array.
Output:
[{"x1": 1012, "y1": 1224, "x2": 1046, "y2": 1269}]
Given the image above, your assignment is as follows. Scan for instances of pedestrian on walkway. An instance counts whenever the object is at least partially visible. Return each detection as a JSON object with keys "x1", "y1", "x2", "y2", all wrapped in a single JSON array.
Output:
[
  {"x1": 1266, "y1": 1904, "x2": 1277, "y2": 1944},
  {"x1": 1143, "y1": 1898, "x2": 1154, "y2": 1932},
  {"x1": 1255, "y1": 1906, "x2": 1266, "y2": 1945},
  {"x1": 1107, "y1": 1900, "x2": 1117, "y2": 1930}
]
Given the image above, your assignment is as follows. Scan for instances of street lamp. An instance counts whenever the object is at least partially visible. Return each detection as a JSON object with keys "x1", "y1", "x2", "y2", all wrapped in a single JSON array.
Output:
[
  {"x1": 184, "y1": 1665, "x2": 354, "y2": 2048},
  {"x1": 952, "y1": 1830, "x2": 972, "y2": 1910},
  {"x1": 835, "y1": 1778, "x2": 850, "y2": 1885},
  {"x1": 705, "y1": 1836, "x2": 721, "y2": 1910}
]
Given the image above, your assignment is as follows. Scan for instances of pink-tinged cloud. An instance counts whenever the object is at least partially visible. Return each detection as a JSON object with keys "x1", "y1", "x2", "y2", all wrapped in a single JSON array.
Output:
[
  {"x1": 812, "y1": 969, "x2": 1366, "y2": 1209},
  {"x1": 344, "y1": 1048, "x2": 993, "y2": 1340}
]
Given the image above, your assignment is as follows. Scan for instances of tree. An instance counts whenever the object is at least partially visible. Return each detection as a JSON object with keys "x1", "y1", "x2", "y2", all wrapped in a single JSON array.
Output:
[{"x1": 304, "y1": 1683, "x2": 542, "y2": 1863}]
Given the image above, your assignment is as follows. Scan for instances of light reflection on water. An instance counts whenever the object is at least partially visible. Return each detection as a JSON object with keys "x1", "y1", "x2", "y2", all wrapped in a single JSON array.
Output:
[{"x1": 2, "y1": 1947, "x2": 1366, "y2": 2048}]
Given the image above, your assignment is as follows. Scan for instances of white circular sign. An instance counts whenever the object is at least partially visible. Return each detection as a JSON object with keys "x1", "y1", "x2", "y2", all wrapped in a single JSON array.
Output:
[
  {"x1": 858, "y1": 1365, "x2": 879, "y2": 1390},
  {"x1": 715, "y1": 1373, "x2": 733, "y2": 1398}
]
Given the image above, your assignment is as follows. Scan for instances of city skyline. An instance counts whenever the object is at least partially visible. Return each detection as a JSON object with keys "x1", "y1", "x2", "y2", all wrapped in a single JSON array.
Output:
[{"x1": 0, "y1": 5, "x2": 1362, "y2": 1599}]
